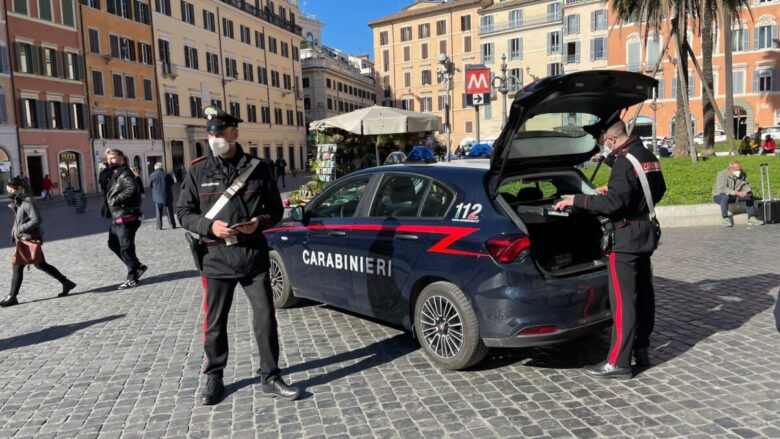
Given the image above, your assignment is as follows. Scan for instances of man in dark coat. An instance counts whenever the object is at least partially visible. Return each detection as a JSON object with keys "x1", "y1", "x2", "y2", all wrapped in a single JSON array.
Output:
[
  {"x1": 177, "y1": 106, "x2": 300, "y2": 405},
  {"x1": 149, "y1": 162, "x2": 177, "y2": 230},
  {"x1": 554, "y1": 118, "x2": 666, "y2": 379},
  {"x1": 105, "y1": 149, "x2": 148, "y2": 290}
]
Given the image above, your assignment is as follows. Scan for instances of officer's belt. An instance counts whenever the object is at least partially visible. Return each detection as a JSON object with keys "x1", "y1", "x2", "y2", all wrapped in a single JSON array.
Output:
[
  {"x1": 613, "y1": 214, "x2": 650, "y2": 226},
  {"x1": 202, "y1": 238, "x2": 239, "y2": 247}
]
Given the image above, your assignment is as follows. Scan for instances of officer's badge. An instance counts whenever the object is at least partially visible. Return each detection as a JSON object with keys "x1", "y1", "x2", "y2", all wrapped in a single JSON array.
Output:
[{"x1": 204, "y1": 106, "x2": 219, "y2": 120}]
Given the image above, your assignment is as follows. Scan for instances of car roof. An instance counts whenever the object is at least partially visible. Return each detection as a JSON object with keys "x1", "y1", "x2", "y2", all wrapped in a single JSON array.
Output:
[{"x1": 351, "y1": 159, "x2": 490, "y2": 179}]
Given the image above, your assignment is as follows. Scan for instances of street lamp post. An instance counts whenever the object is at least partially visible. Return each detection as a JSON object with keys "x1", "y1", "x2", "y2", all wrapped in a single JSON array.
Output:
[
  {"x1": 437, "y1": 53, "x2": 456, "y2": 161},
  {"x1": 492, "y1": 54, "x2": 521, "y2": 129}
]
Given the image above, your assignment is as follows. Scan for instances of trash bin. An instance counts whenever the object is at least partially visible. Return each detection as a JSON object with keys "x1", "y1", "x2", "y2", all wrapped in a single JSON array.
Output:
[{"x1": 73, "y1": 190, "x2": 87, "y2": 213}]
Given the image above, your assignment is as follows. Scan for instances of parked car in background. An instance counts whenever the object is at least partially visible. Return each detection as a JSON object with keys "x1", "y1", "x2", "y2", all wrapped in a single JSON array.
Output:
[{"x1": 693, "y1": 130, "x2": 727, "y2": 145}]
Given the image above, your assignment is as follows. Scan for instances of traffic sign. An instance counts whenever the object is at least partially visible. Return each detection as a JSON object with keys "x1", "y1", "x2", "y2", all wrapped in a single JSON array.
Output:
[
  {"x1": 465, "y1": 67, "x2": 491, "y2": 95},
  {"x1": 466, "y1": 93, "x2": 490, "y2": 107}
]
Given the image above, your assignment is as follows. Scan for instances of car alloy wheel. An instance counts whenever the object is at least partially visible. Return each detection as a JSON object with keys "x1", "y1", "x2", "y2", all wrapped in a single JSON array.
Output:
[
  {"x1": 419, "y1": 295, "x2": 464, "y2": 358},
  {"x1": 269, "y1": 259, "x2": 285, "y2": 303}
]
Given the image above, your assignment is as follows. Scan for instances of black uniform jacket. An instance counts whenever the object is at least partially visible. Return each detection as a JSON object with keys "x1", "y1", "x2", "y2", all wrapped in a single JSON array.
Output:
[
  {"x1": 107, "y1": 166, "x2": 143, "y2": 219},
  {"x1": 573, "y1": 137, "x2": 667, "y2": 254},
  {"x1": 176, "y1": 147, "x2": 283, "y2": 278}
]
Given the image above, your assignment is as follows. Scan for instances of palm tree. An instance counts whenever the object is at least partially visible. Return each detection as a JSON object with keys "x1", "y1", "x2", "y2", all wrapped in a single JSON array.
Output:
[
  {"x1": 700, "y1": 1, "x2": 750, "y2": 156},
  {"x1": 610, "y1": 0, "x2": 701, "y2": 158}
]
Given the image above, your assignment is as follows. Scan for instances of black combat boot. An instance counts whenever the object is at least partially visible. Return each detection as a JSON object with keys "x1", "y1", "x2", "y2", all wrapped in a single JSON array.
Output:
[
  {"x1": 200, "y1": 375, "x2": 225, "y2": 405},
  {"x1": 262, "y1": 376, "x2": 301, "y2": 401},
  {"x1": 0, "y1": 295, "x2": 18, "y2": 307}
]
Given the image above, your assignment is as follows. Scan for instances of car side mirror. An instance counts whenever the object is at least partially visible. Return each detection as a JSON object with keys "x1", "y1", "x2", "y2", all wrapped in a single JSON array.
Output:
[{"x1": 290, "y1": 206, "x2": 305, "y2": 222}]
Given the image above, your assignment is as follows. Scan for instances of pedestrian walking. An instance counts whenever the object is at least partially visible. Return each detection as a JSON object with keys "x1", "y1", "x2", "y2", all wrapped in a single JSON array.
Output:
[
  {"x1": 131, "y1": 166, "x2": 145, "y2": 200},
  {"x1": 177, "y1": 106, "x2": 301, "y2": 405},
  {"x1": 275, "y1": 157, "x2": 287, "y2": 187},
  {"x1": 149, "y1": 163, "x2": 177, "y2": 230},
  {"x1": 41, "y1": 175, "x2": 53, "y2": 200},
  {"x1": 554, "y1": 118, "x2": 666, "y2": 379},
  {"x1": 104, "y1": 149, "x2": 147, "y2": 290},
  {"x1": 0, "y1": 177, "x2": 76, "y2": 307}
]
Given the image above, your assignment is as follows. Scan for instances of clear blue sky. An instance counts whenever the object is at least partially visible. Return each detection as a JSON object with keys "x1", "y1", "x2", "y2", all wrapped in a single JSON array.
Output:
[{"x1": 302, "y1": 0, "x2": 411, "y2": 60}]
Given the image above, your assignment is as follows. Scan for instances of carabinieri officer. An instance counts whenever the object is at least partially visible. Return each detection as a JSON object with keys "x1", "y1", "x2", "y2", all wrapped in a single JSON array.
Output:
[
  {"x1": 177, "y1": 106, "x2": 301, "y2": 404},
  {"x1": 554, "y1": 117, "x2": 666, "y2": 379}
]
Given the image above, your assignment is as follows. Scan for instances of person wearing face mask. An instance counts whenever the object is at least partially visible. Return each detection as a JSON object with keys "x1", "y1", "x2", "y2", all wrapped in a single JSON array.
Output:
[
  {"x1": 0, "y1": 177, "x2": 76, "y2": 307},
  {"x1": 553, "y1": 117, "x2": 666, "y2": 379},
  {"x1": 105, "y1": 149, "x2": 148, "y2": 290},
  {"x1": 712, "y1": 161, "x2": 764, "y2": 227},
  {"x1": 177, "y1": 106, "x2": 299, "y2": 406}
]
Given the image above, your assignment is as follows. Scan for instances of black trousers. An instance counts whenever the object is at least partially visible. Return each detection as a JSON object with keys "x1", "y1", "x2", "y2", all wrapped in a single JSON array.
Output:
[
  {"x1": 201, "y1": 272, "x2": 280, "y2": 382},
  {"x1": 155, "y1": 203, "x2": 176, "y2": 229},
  {"x1": 9, "y1": 255, "x2": 69, "y2": 297},
  {"x1": 606, "y1": 251, "x2": 655, "y2": 367},
  {"x1": 107, "y1": 220, "x2": 142, "y2": 280}
]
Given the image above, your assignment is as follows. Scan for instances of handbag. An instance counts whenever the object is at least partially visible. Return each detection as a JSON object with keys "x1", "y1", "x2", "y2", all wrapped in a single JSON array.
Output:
[
  {"x1": 11, "y1": 239, "x2": 43, "y2": 266},
  {"x1": 186, "y1": 158, "x2": 260, "y2": 271},
  {"x1": 625, "y1": 153, "x2": 662, "y2": 249}
]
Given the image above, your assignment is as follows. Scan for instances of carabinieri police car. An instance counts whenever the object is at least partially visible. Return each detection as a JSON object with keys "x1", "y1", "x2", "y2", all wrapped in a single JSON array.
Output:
[{"x1": 264, "y1": 71, "x2": 658, "y2": 370}]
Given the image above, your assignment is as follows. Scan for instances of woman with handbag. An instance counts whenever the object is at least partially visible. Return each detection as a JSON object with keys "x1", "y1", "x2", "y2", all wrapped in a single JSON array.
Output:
[{"x1": 0, "y1": 177, "x2": 76, "y2": 307}]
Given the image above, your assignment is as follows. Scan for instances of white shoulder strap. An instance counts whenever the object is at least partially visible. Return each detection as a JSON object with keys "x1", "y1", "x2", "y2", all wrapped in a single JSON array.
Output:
[
  {"x1": 625, "y1": 153, "x2": 656, "y2": 220},
  {"x1": 204, "y1": 158, "x2": 261, "y2": 220}
]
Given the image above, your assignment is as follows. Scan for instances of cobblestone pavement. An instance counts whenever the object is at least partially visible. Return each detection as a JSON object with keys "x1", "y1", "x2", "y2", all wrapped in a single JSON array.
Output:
[{"x1": 0, "y1": 197, "x2": 778, "y2": 439}]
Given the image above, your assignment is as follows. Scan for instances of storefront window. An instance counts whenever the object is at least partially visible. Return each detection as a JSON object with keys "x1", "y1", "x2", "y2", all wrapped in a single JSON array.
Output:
[
  {"x1": 0, "y1": 148, "x2": 11, "y2": 195},
  {"x1": 59, "y1": 151, "x2": 82, "y2": 190}
]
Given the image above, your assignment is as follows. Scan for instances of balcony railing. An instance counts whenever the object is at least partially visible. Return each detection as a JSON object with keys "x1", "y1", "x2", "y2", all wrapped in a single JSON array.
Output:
[
  {"x1": 219, "y1": 0, "x2": 302, "y2": 35},
  {"x1": 479, "y1": 12, "x2": 562, "y2": 35}
]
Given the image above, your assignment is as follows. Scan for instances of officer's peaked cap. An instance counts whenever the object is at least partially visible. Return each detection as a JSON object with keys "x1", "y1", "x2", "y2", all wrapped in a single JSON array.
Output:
[{"x1": 204, "y1": 106, "x2": 243, "y2": 133}]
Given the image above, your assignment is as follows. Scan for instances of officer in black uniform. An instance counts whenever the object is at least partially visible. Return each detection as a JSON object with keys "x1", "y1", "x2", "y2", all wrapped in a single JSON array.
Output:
[
  {"x1": 177, "y1": 106, "x2": 301, "y2": 404},
  {"x1": 554, "y1": 118, "x2": 666, "y2": 379}
]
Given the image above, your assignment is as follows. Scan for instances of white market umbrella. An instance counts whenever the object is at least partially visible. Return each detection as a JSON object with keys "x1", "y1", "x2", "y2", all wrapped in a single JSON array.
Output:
[{"x1": 310, "y1": 106, "x2": 442, "y2": 165}]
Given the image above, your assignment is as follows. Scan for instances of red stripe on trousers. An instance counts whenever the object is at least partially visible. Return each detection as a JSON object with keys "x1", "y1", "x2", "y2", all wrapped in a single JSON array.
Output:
[
  {"x1": 608, "y1": 253, "x2": 623, "y2": 366},
  {"x1": 201, "y1": 276, "x2": 208, "y2": 343}
]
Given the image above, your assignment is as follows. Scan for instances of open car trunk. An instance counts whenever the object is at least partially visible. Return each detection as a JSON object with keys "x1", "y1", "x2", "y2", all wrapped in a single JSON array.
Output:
[{"x1": 499, "y1": 169, "x2": 606, "y2": 276}]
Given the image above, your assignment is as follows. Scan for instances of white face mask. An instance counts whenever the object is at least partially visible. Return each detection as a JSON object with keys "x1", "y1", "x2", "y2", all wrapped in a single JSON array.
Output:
[
  {"x1": 208, "y1": 137, "x2": 230, "y2": 157},
  {"x1": 732, "y1": 170, "x2": 741, "y2": 178}
]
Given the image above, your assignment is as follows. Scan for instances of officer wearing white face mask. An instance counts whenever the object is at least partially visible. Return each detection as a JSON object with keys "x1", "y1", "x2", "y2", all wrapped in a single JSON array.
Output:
[
  {"x1": 712, "y1": 160, "x2": 764, "y2": 227},
  {"x1": 177, "y1": 106, "x2": 301, "y2": 405}
]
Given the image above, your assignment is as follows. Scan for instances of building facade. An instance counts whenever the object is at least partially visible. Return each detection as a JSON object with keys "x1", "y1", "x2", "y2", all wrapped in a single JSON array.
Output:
[
  {"x1": 301, "y1": 45, "x2": 378, "y2": 124},
  {"x1": 608, "y1": 1, "x2": 780, "y2": 139},
  {"x1": 5, "y1": 0, "x2": 92, "y2": 195},
  {"x1": 370, "y1": 0, "x2": 482, "y2": 150},
  {"x1": 80, "y1": 0, "x2": 162, "y2": 187},
  {"x1": 152, "y1": 0, "x2": 306, "y2": 181},
  {"x1": 477, "y1": 0, "x2": 567, "y2": 139},
  {"x1": 0, "y1": 6, "x2": 20, "y2": 195}
]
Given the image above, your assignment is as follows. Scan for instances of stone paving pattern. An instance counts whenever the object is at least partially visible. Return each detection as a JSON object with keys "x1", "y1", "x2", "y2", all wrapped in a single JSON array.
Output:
[{"x1": 0, "y1": 195, "x2": 778, "y2": 439}]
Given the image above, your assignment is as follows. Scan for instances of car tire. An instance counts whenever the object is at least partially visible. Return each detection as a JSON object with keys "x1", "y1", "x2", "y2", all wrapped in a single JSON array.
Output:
[
  {"x1": 414, "y1": 281, "x2": 488, "y2": 370},
  {"x1": 269, "y1": 251, "x2": 299, "y2": 308}
]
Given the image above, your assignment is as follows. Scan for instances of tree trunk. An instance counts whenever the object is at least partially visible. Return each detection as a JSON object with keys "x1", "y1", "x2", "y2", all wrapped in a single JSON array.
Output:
[
  {"x1": 722, "y1": 8, "x2": 736, "y2": 155},
  {"x1": 701, "y1": 3, "x2": 716, "y2": 157},
  {"x1": 673, "y1": 14, "x2": 692, "y2": 157}
]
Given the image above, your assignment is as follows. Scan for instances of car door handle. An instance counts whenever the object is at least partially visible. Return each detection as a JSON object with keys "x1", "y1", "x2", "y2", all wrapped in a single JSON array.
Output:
[
  {"x1": 396, "y1": 234, "x2": 419, "y2": 240},
  {"x1": 328, "y1": 231, "x2": 347, "y2": 237}
]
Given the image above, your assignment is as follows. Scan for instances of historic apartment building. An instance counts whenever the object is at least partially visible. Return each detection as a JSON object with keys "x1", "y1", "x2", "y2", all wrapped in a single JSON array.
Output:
[
  {"x1": 152, "y1": 0, "x2": 306, "y2": 181},
  {"x1": 5, "y1": 0, "x2": 92, "y2": 195},
  {"x1": 370, "y1": 0, "x2": 482, "y2": 150},
  {"x1": 0, "y1": 7, "x2": 20, "y2": 195},
  {"x1": 301, "y1": 45, "x2": 379, "y2": 124},
  {"x1": 608, "y1": 1, "x2": 780, "y2": 139},
  {"x1": 80, "y1": 0, "x2": 163, "y2": 186}
]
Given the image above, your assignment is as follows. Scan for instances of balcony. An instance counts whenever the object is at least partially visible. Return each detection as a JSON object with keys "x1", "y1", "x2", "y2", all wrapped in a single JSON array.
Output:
[
  {"x1": 219, "y1": 0, "x2": 302, "y2": 35},
  {"x1": 479, "y1": 12, "x2": 562, "y2": 35}
]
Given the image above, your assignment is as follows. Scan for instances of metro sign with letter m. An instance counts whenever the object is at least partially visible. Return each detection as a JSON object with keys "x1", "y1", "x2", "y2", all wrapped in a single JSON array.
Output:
[{"x1": 466, "y1": 67, "x2": 491, "y2": 95}]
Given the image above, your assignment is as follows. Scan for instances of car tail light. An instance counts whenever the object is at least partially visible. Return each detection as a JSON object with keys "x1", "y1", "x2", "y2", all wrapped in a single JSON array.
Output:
[
  {"x1": 485, "y1": 235, "x2": 531, "y2": 264},
  {"x1": 518, "y1": 325, "x2": 559, "y2": 335}
]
